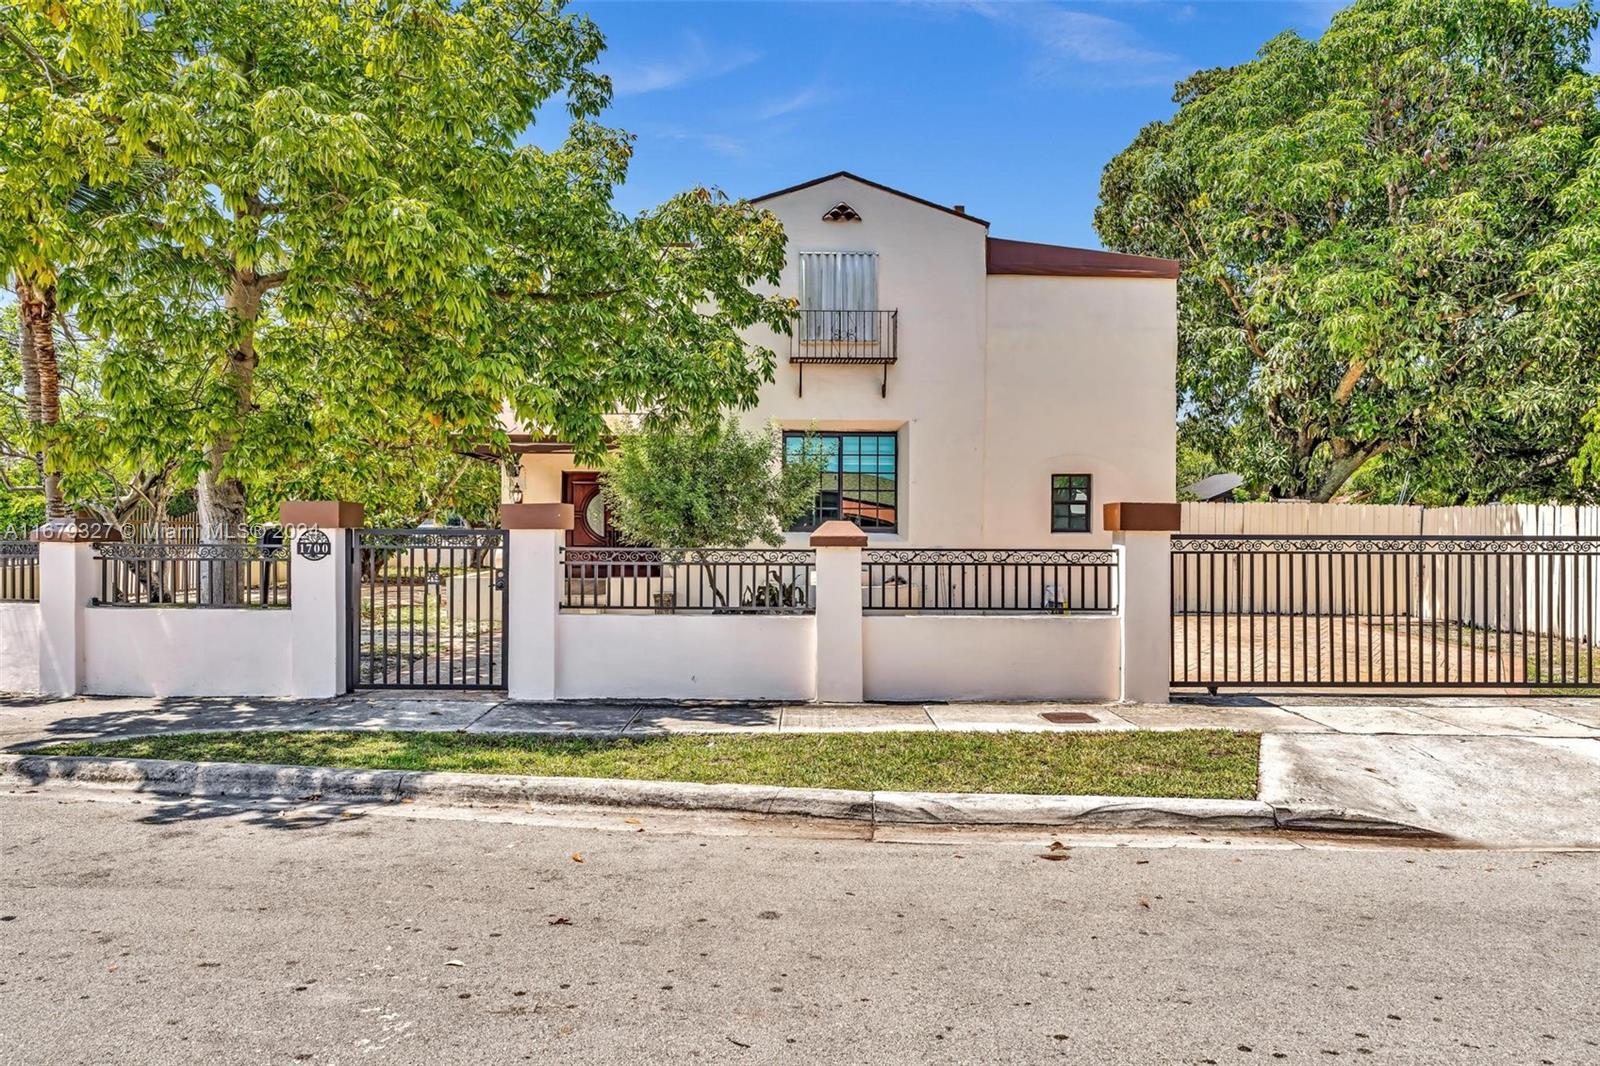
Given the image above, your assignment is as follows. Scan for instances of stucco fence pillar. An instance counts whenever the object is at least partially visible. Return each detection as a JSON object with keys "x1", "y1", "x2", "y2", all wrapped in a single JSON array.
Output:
[
  {"x1": 281, "y1": 501, "x2": 364, "y2": 699},
  {"x1": 811, "y1": 520, "x2": 866, "y2": 703},
  {"x1": 1106, "y1": 502, "x2": 1180, "y2": 705},
  {"x1": 32, "y1": 516, "x2": 119, "y2": 696},
  {"x1": 501, "y1": 503, "x2": 572, "y2": 702}
]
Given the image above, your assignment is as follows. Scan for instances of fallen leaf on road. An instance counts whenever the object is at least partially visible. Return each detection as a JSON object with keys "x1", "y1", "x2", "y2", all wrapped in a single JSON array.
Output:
[
  {"x1": 445, "y1": 960, "x2": 465, "y2": 967},
  {"x1": 548, "y1": 917, "x2": 572, "y2": 926},
  {"x1": 571, "y1": 853, "x2": 584, "y2": 863},
  {"x1": 1047, "y1": 840, "x2": 1067, "y2": 851},
  {"x1": 727, "y1": 1037, "x2": 752, "y2": 1049},
  {"x1": 1138, "y1": 899, "x2": 1150, "y2": 909},
  {"x1": 1037, "y1": 853, "x2": 1070, "y2": 862},
  {"x1": 624, "y1": 818, "x2": 641, "y2": 825}
]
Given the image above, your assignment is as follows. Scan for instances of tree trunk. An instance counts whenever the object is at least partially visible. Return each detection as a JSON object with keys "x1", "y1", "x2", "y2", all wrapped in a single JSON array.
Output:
[
  {"x1": 1307, "y1": 441, "x2": 1383, "y2": 503},
  {"x1": 15, "y1": 279, "x2": 66, "y2": 520},
  {"x1": 196, "y1": 273, "x2": 264, "y2": 604},
  {"x1": 691, "y1": 549, "x2": 727, "y2": 608}
]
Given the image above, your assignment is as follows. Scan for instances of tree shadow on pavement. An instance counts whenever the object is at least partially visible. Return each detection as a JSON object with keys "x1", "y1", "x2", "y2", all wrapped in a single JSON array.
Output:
[{"x1": 0, "y1": 694, "x2": 342, "y2": 751}]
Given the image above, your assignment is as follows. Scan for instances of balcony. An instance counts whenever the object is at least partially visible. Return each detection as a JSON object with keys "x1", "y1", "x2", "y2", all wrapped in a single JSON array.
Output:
[{"x1": 789, "y1": 309, "x2": 898, "y2": 396}]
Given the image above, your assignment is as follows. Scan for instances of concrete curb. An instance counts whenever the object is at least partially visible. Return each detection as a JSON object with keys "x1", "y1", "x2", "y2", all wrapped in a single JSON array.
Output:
[{"x1": 0, "y1": 754, "x2": 1420, "y2": 835}]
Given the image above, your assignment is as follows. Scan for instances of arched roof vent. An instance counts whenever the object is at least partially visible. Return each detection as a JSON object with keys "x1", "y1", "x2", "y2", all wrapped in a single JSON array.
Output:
[{"x1": 822, "y1": 202, "x2": 862, "y2": 222}]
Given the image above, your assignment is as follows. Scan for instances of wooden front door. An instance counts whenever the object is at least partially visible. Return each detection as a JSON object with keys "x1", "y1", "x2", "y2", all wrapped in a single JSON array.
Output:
[{"x1": 562, "y1": 472, "x2": 617, "y2": 548}]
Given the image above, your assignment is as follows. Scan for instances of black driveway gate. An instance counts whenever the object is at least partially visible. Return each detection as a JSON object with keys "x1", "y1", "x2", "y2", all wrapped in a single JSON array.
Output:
[
  {"x1": 349, "y1": 528, "x2": 508, "y2": 690},
  {"x1": 1172, "y1": 535, "x2": 1600, "y2": 691}
]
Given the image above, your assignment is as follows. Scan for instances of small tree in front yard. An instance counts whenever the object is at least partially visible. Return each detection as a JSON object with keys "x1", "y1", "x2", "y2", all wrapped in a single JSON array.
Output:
[{"x1": 600, "y1": 418, "x2": 824, "y2": 606}]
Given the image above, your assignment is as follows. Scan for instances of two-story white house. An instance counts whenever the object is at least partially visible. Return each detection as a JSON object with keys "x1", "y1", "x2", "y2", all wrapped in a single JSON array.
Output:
[{"x1": 508, "y1": 171, "x2": 1178, "y2": 550}]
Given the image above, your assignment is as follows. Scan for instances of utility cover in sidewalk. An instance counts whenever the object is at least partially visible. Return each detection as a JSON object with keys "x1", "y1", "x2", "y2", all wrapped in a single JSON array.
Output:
[{"x1": 1039, "y1": 711, "x2": 1099, "y2": 725}]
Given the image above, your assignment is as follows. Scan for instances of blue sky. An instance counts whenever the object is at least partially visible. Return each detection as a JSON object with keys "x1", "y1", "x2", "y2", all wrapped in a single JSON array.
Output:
[{"x1": 553, "y1": 1, "x2": 1343, "y2": 248}]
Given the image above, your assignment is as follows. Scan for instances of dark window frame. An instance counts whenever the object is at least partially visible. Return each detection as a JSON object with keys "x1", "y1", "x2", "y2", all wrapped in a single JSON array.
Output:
[
  {"x1": 783, "y1": 430, "x2": 899, "y2": 534},
  {"x1": 1051, "y1": 474, "x2": 1092, "y2": 534}
]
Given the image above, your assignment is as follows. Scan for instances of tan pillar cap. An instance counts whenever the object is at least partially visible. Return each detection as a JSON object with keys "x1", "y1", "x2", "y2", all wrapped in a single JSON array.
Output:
[
  {"x1": 810, "y1": 520, "x2": 868, "y2": 548},
  {"x1": 1103, "y1": 502, "x2": 1181, "y2": 533},
  {"x1": 280, "y1": 501, "x2": 365, "y2": 528},
  {"x1": 500, "y1": 503, "x2": 574, "y2": 531}
]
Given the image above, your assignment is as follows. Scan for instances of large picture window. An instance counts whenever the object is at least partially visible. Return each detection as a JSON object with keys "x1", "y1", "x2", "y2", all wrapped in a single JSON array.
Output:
[
  {"x1": 784, "y1": 431, "x2": 898, "y2": 533},
  {"x1": 1051, "y1": 474, "x2": 1092, "y2": 533}
]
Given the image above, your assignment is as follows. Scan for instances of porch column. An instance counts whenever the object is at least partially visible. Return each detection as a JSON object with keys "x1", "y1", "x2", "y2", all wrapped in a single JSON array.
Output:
[
  {"x1": 281, "y1": 500, "x2": 364, "y2": 699},
  {"x1": 33, "y1": 516, "x2": 119, "y2": 696},
  {"x1": 811, "y1": 520, "x2": 866, "y2": 703},
  {"x1": 502, "y1": 503, "x2": 572, "y2": 702},
  {"x1": 1106, "y1": 502, "x2": 1181, "y2": 705}
]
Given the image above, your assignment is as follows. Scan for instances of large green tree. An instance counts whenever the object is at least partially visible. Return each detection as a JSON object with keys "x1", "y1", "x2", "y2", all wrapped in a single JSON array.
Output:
[
  {"x1": 1097, "y1": 0, "x2": 1600, "y2": 503},
  {"x1": 31, "y1": 0, "x2": 790, "y2": 540}
]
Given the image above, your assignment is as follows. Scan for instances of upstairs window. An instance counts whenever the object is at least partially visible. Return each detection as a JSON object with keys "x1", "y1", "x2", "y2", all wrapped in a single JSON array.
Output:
[
  {"x1": 784, "y1": 430, "x2": 898, "y2": 533},
  {"x1": 799, "y1": 252, "x2": 879, "y2": 341},
  {"x1": 1051, "y1": 474, "x2": 1092, "y2": 533}
]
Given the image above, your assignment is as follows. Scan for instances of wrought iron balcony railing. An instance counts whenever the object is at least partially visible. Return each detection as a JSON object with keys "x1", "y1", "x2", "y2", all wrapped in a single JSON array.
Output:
[
  {"x1": 789, "y1": 309, "x2": 898, "y2": 364},
  {"x1": 789, "y1": 309, "x2": 899, "y2": 396}
]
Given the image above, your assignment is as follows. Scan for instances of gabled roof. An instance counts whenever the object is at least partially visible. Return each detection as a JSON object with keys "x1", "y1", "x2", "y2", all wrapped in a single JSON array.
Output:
[
  {"x1": 750, "y1": 171, "x2": 990, "y2": 228},
  {"x1": 986, "y1": 237, "x2": 1179, "y2": 280},
  {"x1": 750, "y1": 172, "x2": 1180, "y2": 279}
]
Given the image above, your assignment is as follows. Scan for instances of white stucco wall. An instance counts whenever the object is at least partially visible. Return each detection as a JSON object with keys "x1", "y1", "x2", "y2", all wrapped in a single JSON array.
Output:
[
  {"x1": 741, "y1": 175, "x2": 991, "y2": 547},
  {"x1": 862, "y1": 614, "x2": 1120, "y2": 702},
  {"x1": 982, "y1": 276, "x2": 1177, "y2": 548},
  {"x1": 0, "y1": 603, "x2": 42, "y2": 693},
  {"x1": 83, "y1": 608, "x2": 294, "y2": 698},
  {"x1": 512, "y1": 174, "x2": 1177, "y2": 553},
  {"x1": 556, "y1": 614, "x2": 815, "y2": 701}
]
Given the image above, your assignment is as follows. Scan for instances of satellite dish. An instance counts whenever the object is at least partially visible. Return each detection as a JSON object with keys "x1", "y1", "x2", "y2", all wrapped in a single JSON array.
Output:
[{"x1": 1184, "y1": 473, "x2": 1244, "y2": 501}]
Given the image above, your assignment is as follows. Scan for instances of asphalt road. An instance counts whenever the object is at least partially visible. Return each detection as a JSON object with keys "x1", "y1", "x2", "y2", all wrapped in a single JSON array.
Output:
[{"x1": 2, "y1": 792, "x2": 1597, "y2": 1066}]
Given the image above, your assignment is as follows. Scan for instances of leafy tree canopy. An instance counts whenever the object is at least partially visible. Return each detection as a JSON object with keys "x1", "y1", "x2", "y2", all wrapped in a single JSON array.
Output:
[
  {"x1": 1097, "y1": 0, "x2": 1600, "y2": 503},
  {"x1": 6, "y1": 0, "x2": 793, "y2": 534}
]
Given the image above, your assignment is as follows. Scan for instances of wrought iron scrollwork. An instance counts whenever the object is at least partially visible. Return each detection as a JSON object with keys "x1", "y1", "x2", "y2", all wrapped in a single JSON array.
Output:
[
  {"x1": 863, "y1": 548, "x2": 1119, "y2": 565},
  {"x1": 97, "y1": 541, "x2": 286, "y2": 562},
  {"x1": 0, "y1": 540, "x2": 39, "y2": 559},
  {"x1": 562, "y1": 548, "x2": 815, "y2": 564},
  {"x1": 1172, "y1": 535, "x2": 1600, "y2": 555},
  {"x1": 358, "y1": 529, "x2": 506, "y2": 552}
]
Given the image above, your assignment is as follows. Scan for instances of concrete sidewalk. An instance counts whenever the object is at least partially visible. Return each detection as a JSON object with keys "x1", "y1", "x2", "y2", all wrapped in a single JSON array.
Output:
[
  {"x1": 4, "y1": 690, "x2": 1600, "y2": 749},
  {"x1": 4, "y1": 690, "x2": 1598, "y2": 847}
]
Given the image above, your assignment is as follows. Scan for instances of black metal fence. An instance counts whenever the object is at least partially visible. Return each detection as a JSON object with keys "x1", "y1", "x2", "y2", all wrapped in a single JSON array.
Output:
[
  {"x1": 94, "y1": 540, "x2": 291, "y2": 608},
  {"x1": 861, "y1": 549, "x2": 1120, "y2": 613},
  {"x1": 561, "y1": 548, "x2": 816, "y2": 613},
  {"x1": 1172, "y1": 535, "x2": 1600, "y2": 689},
  {"x1": 0, "y1": 541, "x2": 39, "y2": 602},
  {"x1": 790, "y1": 309, "x2": 898, "y2": 363},
  {"x1": 350, "y1": 528, "x2": 507, "y2": 689}
]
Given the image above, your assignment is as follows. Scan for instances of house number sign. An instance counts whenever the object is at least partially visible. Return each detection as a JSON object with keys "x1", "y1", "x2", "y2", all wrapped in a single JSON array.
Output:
[{"x1": 296, "y1": 529, "x2": 331, "y2": 561}]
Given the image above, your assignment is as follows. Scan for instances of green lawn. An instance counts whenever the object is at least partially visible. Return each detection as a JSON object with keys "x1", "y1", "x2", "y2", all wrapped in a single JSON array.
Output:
[{"x1": 36, "y1": 729, "x2": 1260, "y2": 799}]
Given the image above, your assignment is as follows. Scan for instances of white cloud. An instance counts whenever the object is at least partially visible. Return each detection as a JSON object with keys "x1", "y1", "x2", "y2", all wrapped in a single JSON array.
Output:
[
  {"x1": 753, "y1": 82, "x2": 838, "y2": 122},
  {"x1": 651, "y1": 126, "x2": 748, "y2": 159},
  {"x1": 950, "y1": 1, "x2": 1186, "y2": 88},
  {"x1": 605, "y1": 32, "x2": 762, "y2": 96}
]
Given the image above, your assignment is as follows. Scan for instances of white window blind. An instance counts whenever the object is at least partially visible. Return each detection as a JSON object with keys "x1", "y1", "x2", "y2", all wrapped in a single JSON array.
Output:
[{"x1": 799, "y1": 252, "x2": 879, "y2": 341}]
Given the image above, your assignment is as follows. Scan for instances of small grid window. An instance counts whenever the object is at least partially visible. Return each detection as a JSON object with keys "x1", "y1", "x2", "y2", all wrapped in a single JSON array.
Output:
[
  {"x1": 784, "y1": 431, "x2": 898, "y2": 533},
  {"x1": 1051, "y1": 474, "x2": 1092, "y2": 533}
]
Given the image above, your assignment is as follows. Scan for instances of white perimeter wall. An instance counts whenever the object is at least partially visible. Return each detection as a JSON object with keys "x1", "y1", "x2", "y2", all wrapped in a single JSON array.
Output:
[
  {"x1": 863, "y1": 614, "x2": 1119, "y2": 702},
  {"x1": 557, "y1": 614, "x2": 816, "y2": 701},
  {"x1": 83, "y1": 608, "x2": 293, "y2": 698},
  {"x1": 0, "y1": 603, "x2": 41, "y2": 693}
]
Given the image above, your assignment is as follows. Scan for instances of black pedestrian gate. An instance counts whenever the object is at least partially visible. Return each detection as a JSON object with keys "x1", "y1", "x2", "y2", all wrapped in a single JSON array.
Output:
[
  {"x1": 1172, "y1": 535, "x2": 1600, "y2": 691},
  {"x1": 349, "y1": 528, "x2": 508, "y2": 690}
]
